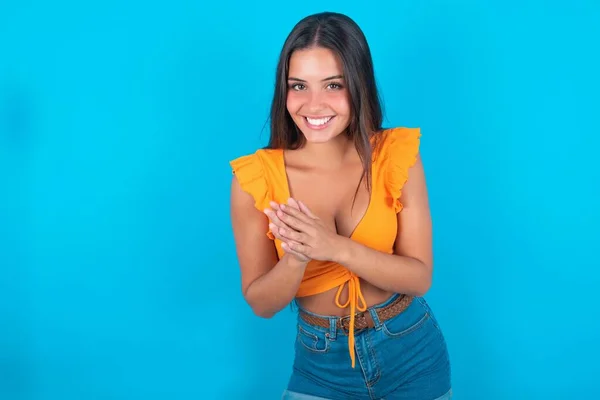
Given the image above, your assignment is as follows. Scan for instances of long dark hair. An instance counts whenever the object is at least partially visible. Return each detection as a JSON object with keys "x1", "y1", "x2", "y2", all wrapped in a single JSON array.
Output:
[{"x1": 267, "y1": 12, "x2": 383, "y2": 191}]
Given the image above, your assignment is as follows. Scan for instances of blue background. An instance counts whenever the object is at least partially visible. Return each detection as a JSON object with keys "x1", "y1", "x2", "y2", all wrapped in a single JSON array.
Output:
[{"x1": 1, "y1": 1, "x2": 599, "y2": 399}]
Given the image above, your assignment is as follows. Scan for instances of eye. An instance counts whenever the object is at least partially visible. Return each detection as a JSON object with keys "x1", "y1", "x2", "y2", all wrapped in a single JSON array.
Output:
[
  {"x1": 289, "y1": 83, "x2": 306, "y2": 91},
  {"x1": 327, "y1": 82, "x2": 344, "y2": 90}
]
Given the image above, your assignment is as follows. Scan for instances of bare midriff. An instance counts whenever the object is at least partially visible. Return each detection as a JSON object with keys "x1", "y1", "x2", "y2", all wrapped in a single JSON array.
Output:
[{"x1": 296, "y1": 279, "x2": 395, "y2": 316}]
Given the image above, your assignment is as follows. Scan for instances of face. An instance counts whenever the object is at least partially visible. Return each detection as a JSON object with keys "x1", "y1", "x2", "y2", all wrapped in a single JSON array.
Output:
[{"x1": 286, "y1": 47, "x2": 351, "y2": 144}]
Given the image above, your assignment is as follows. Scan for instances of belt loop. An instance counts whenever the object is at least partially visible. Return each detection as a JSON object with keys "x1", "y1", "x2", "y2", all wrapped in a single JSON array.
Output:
[
  {"x1": 329, "y1": 317, "x2": 337, "y2": 340},
  {"x1": 369, "y1": 307, "x2": 383, "y2": 329}
]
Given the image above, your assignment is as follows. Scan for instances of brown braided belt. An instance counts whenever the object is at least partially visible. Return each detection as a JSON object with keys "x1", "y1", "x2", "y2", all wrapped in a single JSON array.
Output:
[{"x1": 299, "y1": 294, "x2": 414, "y2": 335}]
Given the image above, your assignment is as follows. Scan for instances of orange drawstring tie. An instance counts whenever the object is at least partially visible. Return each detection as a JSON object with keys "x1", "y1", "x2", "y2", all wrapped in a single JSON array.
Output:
[{"x1": 335, "y1": 273, "x2": 367, "y2": 368}]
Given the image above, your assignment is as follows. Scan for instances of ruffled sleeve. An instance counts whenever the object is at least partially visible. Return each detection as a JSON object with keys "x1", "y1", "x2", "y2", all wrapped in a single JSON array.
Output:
[
  {"x1": 382, "y1": 127, "x2": 421, "y2": 213},
  {"x1": 230, "y1": 153, "x2": 274, "y2": 239}
]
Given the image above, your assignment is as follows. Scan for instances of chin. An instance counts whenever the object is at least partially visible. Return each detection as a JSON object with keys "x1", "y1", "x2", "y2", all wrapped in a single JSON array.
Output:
[
  {"x1": 296, "y1": 123, "x2": 348, "y2": 144},
  {"x1": 302, "y1": 132, "x2": 338, "y2": 143}
]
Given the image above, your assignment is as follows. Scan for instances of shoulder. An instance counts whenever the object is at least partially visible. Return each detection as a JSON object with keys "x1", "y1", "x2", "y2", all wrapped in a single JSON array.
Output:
[
  {"x1": 375, "y1": 127, "x2": 422, "y2": 212},
  {"x1": 230, "y1": 148, "x2": 282, "y2": 174},
  {"x1": 376, "y1": 127, "x2": 421, "y2": 156},
  {"x1": 229, "y1": 148, "x2": 282, "y2": 211},
  {"x1": 372, "y1": 126, "x2": 421, "y2": 168}
]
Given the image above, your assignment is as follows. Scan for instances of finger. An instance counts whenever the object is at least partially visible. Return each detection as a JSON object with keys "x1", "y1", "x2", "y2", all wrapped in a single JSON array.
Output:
[
  {"x1": 271, "y1": 200, "x2": 300, "y2": 213},
  {"x1": 286, "y1": 198, "x2": 302, "y2": 210},
  {"x1": 264, "y1": 208, "x2": 290, "y2": 230},
  {"x1": 269, "y1": 223, "x2": 284, "y2": 240},
  {"x1": 269, "y1": 223, "x2": 302, "y2": 245},
  {"x1": 281, "y1": 242, "x2": 309, "y2": 261},
  {"x1": 269, "y1": 201, "x2": 282, "y2": 211},
  {"x1": 268, "y1": 202, "x2": 299, "y2": 228},
  {"x1": 277, "y1": 208, "x2": 310, "y2": 232},
  {"x1": 298, "y1": 200, "x2": 318, "y2": 219},
  {"x1": 280, "y1": 203, "x2": 313, "y2": 224},
  {"x1": 278, "y1": 225, "x2": 306, "y2": 243},
  {"x1": 286, "y1": 241, "x2": 311, "y2": 258}
]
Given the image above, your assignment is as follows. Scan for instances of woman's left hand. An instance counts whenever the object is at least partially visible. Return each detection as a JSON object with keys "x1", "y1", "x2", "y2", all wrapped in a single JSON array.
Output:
[{"x1": 269, "y1": 198, "x2": 346, "y2": 262}]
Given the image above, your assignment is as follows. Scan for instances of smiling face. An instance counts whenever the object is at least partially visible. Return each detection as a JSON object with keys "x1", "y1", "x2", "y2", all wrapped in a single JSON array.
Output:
[{"x1": 286, "y1": 46, "x2": 351, "y2": 144}]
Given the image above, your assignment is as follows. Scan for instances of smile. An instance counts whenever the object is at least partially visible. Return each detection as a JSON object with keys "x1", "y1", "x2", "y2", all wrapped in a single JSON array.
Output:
[{"x1": 303, "y1": 116, "x2": 335, "y2": 130}]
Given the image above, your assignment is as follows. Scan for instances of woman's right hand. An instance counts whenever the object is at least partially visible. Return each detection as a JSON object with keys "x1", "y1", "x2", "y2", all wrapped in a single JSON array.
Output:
[{"x1": 264, "y1": 199, "x2": 311, "y2": 263}]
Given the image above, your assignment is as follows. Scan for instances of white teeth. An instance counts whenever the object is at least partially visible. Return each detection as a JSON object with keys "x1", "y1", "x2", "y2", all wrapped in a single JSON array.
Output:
[{"x1": 306, "y1": 116, "x2": 332, "y2": 126}]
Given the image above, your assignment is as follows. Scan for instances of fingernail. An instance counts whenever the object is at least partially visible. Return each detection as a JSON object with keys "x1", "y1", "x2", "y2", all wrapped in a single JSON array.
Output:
[{"x1": 280, "y1": 204, "x2": 286, "y2": 210}]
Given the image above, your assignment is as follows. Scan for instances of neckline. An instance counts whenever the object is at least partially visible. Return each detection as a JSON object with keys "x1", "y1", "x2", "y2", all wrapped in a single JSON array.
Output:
[{"x1": 276, "y1": 148, "x2": 372, "y2": 240}]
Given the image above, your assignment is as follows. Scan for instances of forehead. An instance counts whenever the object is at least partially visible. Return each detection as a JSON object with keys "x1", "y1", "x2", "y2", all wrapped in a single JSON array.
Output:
[{"x1": 288, "y1": 47, "x2": 343, "y2": 79}]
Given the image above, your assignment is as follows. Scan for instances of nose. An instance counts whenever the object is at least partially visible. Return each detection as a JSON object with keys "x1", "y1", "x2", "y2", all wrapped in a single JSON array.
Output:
[{"x1": 306, "y1": 90, "x2": 325, "y2": 113}]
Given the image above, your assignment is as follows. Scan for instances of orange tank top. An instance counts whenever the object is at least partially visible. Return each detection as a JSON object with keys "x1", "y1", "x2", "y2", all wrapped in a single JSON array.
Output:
[{"x1": 229, "y1": 127, "x2": 421, "y2": 367}]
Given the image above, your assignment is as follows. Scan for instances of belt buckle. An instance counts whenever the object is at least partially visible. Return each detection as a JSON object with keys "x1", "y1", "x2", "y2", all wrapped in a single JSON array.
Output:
[{"x1": 339, "y1": 312, "x2": 366, "y2": 335}]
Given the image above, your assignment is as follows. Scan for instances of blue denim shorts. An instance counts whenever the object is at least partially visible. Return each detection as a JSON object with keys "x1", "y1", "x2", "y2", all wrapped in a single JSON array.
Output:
[{"x1": 282, "y1": 294, "x2": 452, "y2": 400}]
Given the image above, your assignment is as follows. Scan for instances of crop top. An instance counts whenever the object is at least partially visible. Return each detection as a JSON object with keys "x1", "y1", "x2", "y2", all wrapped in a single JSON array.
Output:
[{"x1": 229, "y1": 127, "x2": 421, "y2": 367}]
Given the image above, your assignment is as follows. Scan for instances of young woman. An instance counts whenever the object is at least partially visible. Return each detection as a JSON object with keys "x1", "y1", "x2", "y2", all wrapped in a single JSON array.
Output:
[{"x1": 229, "y1": 12, "x2": 452, "y2": 400}]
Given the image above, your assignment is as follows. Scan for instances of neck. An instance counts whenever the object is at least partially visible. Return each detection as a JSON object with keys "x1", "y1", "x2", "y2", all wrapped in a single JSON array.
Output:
[{"x1": 300, "y1": 135, "x2": 357, "y2": 169}]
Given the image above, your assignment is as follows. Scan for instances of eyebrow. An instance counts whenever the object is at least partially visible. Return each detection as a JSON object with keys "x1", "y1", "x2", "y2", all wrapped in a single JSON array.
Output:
[{"x1": 287, "y1": 75, "x2": 344, "y2": 82}]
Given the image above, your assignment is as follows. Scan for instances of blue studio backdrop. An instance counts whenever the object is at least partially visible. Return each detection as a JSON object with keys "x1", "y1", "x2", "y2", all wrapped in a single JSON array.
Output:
[{"x1": 1, "y1": 1, "x2": 599, "y2": 399}]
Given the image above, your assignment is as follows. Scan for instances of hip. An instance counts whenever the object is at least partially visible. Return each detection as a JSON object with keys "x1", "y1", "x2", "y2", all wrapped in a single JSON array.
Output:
[{"x1": 287, "y1": 294, "x2": 452, "y2": 400}]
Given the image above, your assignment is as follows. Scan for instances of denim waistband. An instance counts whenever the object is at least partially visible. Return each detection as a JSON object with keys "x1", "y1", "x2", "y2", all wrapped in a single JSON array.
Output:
[{"x1": 295, "y1": 293, "x2": 402, "y2": 339}]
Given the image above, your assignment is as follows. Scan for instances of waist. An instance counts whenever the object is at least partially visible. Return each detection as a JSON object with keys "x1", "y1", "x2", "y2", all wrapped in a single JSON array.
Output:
[
  {"x1": 296, "y1": 283, "x2": 396, "y2": 316},
  {"x1": 298, "y1": 293, "x2": 414, "y2": 335}
]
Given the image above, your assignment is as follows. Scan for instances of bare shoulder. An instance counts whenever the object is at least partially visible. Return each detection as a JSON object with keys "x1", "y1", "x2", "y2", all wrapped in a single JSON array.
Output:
[
  {"x1": 400, "y1": 153, "x2": 429, "y2": 208},
  {"x1": 230, "y1": 173, "x2": 254, "y2": 208}
]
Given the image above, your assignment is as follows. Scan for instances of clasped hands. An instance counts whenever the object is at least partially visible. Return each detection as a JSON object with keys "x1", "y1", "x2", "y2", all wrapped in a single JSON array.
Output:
[{"x1": 263, "y1": 198, "x2": 346, "y2": 263}]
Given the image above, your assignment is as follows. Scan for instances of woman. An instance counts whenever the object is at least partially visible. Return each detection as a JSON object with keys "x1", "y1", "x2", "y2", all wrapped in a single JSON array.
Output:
[{"x1": 229, "y1": 12, "x2": 452, "y2": 400}]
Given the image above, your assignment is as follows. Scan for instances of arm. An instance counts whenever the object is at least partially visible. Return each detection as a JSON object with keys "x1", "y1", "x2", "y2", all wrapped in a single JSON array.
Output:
[
  {"x1": 230, "y1": 176, "x2": 308, "y2": 318},
  {"x1": 271, "y1": 155, "x2": 432, "y2": 297}
]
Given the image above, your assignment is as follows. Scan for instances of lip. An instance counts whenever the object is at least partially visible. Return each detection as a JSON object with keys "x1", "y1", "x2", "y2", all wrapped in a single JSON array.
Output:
[{"x1": 302, "y1": 116, "x2": 335, "y2": 130}]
